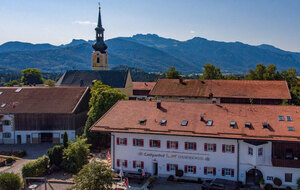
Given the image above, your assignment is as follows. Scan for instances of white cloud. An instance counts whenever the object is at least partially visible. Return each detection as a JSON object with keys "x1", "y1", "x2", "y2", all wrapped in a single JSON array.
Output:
[
  {"x1": 190, "y1": 30, "x2": 196, "y2": 34},
  {"x1": 74, "y1": 21, "x2": 97, "y2": 26}
]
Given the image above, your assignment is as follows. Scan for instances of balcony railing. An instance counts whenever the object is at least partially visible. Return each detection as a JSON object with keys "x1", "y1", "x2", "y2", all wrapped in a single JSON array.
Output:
[{"x1": 272, "y1": 158, "x2": 300, "y2": 168}]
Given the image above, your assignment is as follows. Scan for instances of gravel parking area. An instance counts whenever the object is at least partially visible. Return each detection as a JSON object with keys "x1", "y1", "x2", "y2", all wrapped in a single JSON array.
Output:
[
  {"x1": 152, "y1": 178, "x2": 202, "y2": 190},
  {"x1": 0, "y1": 143, "x2": 53, "y2": 176}
]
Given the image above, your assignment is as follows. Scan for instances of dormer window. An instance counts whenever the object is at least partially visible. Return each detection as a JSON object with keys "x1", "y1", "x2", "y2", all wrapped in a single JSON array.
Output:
[
  {"x1": 139, "y1": 119, "x2": 147, "y2": 125},
  {"x1": 181, "y1": 120, "x2": 188, "y2": 126},
  {"x1": 160, "y1": 120, "x2": 167, "y2": 126},
  {"x1": 278, "y1": 116, "x2": 284, "y2": 121},
  {"x1": 206, "y1": 120, "x2": 213, "y2": 126},
  {"x1": 245, "y1": 122, "x2": 252, "y2": 129},
  {"x1": 262, "y1": 122, "x2": 269, "y2": 129},
  {"x1": 230, "y1": 121, "x2": 237, "y2": 128}
]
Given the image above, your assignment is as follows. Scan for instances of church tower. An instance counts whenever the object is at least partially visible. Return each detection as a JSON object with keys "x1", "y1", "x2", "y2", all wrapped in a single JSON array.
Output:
[{"x1": 92, "y1": 4, "x2": 108, "y2": 70}]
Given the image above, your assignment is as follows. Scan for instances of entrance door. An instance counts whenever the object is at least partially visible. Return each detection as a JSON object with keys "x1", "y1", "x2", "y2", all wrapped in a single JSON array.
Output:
[
  {"x1": 40, "y1": 133, "x2": 53, "y2": 143},
  {"x1": 153, "y1": 163, "x2": 158, "y2": 175},
  {"x1": 246, "y1": 169, "x2": 263, "y2": 185},
  {"x1": 26, "y1": 135, "x2": 31, "y2": 144},
  {"x1": 17, "y1": 135, "x2": 21, "y2": 144}
]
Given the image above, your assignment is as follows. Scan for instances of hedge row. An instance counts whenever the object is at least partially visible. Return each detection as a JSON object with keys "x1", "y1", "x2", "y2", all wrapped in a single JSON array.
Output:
[{"x1": 22, "y1": 155, "x2": 49, "y2": 178}]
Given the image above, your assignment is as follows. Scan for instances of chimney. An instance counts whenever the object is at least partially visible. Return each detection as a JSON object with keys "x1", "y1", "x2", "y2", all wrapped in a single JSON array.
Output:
[
  {"x1": 157, "y1": 100, "x2": 161, "y2": 109},
  {"x1": 200, "y1": 114, "x2": 205, "y2": 121}
]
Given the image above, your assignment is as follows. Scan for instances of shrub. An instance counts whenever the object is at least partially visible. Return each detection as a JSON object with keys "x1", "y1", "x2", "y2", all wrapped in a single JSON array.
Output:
[
  {"x1": 5, "y1": 157, "x2": 15, "y2": 165},
  {"x1": 285, "y1": 186, "x2": 292, "y2": 190},
  {"x1": 265, "y1": 183, "x2": 273, "y2": 190},
  {"x1": 62, "y1": 137, "x2": 90, "y2": 173},
  {"x1": 47, "y1": 145, "x2": 64, "y2": 167},
  {"x1": 167, "y1": 175, "x2": 174, "y2": 181},
  {"x1": 63, "y1": 132, "x2": 68, "y2": 148},
  {"x1": 175, "y1": 169, "x2": 184, "y2": 177},
  {"x1": 0, "y1": 173, "x2": 22, "y2": 190},
  {"x1": 273, "y1": 177, "x2": 282, "y2": 187},
  {"x1": 15, "y1": 150, "x2": 27, "y2": 157},
  {"x1": 197, "y1": 178, "x2": 203, "y2": 184},
  {"x1": 22, "y1": 155, "x2": 49, "y2": 178},
  {"x1": 259, "y1": 178, "x2": 265, "y2": 184},
  {"x1": 73, "y1": 161, "x2": 114, "y2": 190}
]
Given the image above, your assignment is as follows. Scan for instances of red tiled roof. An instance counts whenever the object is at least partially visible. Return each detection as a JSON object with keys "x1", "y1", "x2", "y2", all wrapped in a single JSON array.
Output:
[
  {"x1": 0, "y1": 87, "x2": 88, "y2": 114},
  {"x1": 132, "y1": 82, "x2": 156, "y2": 91},
  {"x1": 149, "y1": 79, "x2": 291, "y2": 100},
  {"x1": 91, "y1": 100, "x2": 300, "y2": 142}
]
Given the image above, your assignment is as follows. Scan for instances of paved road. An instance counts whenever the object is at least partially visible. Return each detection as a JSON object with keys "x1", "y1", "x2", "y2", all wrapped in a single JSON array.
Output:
[{"x1": 152, "y1": 178, "x2": 202, "y2": 190}]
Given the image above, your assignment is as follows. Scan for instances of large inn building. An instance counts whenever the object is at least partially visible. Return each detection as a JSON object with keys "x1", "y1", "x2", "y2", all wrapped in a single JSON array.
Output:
[{"x1": 91, "y1": 100, "x2": 300, "y2": 188}]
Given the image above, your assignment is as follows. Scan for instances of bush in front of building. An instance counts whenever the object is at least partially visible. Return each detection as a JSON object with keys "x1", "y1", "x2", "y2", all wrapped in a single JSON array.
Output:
[
  {"x1": 63, "y1": 132, "x2": 69, "y2": 148},
  {"x1": 264, "y1": 183, "x2": 273, "y2": 190},
  {"x1": 73, "y1": 161, "x2": 114, "y2": 190},
  {"x1": 47, "y1": 145, "x2": 64, "y2": 167},
  {"x1": 62, "y1": 137, "x2": 90, "y2": 173},
  {"x1": 0, "y1": 173, "x2": 22, "y2": 190},
  {"x1": 297, "y1": 178, "x2": 300, "y2": 189},
  {"x1": 22, "y1": 155, "x2": 49, "y2": 178},
  {"x1": 167, "y1": 175, "x2": 174, "y2": 181},
  {"x1": 175, "y1": 169, "x2": 184, "y2": 177}
]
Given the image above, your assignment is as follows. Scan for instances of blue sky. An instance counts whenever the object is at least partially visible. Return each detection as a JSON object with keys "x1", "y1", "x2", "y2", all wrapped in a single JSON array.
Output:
[{"x1": 0, "y1": 0, "x2": 300, "y2": 52}]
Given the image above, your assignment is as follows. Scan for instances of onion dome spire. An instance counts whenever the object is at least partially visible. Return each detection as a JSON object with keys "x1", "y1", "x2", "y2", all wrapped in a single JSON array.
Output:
[{"x1": 92, "y1": 3, "x2": 107, "y2": 53}]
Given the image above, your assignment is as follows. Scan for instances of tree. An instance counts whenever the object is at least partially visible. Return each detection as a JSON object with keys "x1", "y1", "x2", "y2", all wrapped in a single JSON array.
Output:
[
  {"x1": 0, "y1": 173, "x2": 22, "y2": 190},
  {"x1": 4, "y1": 80, "x2": 22, "y2": 87},
  {"x1": 201, "y1": 63, "x2": 223, "y2": 79},
  {"x1": 247, "y1": 63, "x2": 266, "y2": 80},
  {"x1": 44, "y1": 79, "x2": 56, "y2": 87},
  {"x1": 62, "y1": 137, "x2": 90, "y2": 173},
  {"x1": 165, "y1": 66, "x2": 180, "y2": 79},
  {"x1": 21, "y1": 68, "x2": 43, "y2": 85},
  {"x1": 73, "y1": 161, "x2": 114, "y2": 190},
  {"x1": 84, "y1": 81, "x2": 126, "y2": 148},
  {"x1": 281, "y1": 68, "x2": 298, "y2": 88},
  {"x1": 63, "y1": 132, "x2": 69, "y2": 148},
  {"x1": 47, "y1": 145, "x2": 64, "y2": 167},
  {"x1": 263, "y1": 64, "x2": 282, "y2": 80}
]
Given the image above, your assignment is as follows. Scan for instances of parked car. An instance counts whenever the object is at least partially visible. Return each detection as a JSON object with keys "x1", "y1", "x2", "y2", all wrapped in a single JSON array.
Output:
[{"x1": 202, "y1": 178, "x2": 240, "y2": 190}]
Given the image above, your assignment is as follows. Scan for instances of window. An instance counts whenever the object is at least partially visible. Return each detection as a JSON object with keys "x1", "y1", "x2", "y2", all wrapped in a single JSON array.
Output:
[
  {"x1": 167, "y1": 141, "x2": 178, "y2": 149},
  {"x1": 97, "y1": 57, "x2": 100, "y2": 63},
  {"x1": 139, "y1": 119, "x2": 147, "y2": 125},
  {"x1": 222, "y1": 168, "x2": 234, "y2": 177},
  {"x1": 288, "y1": 126, "x2": 295, "y2": 131},
  {"x1": 185, "y1": 142, "x2": 196, "y2": 150},
  {"x1": 160, "y1": 120, "x2": 167, "y2": 126},
  {"x1": 181, "y1": 120, "x2": 188, "y2": 126},
  {"x1": 133, "y1": 161, "x2": 144, "y2": 169},
  {"x1": 116, "y1": 159, "x2": 128, "y2": 168},
  {"x1": 258, "y1": 147, "x2": 263, "y2": 156},
  {"x1": 61, "y1": 134, "x2": 63, "y2": 139},
  {"x1": 2, "y1": 120, "x2": 10, "y2": 126},
  {"x1": 116, "y1": 138, "x2": 127, "y2": 145},
  {"x1": 248, "y1": 147, "x2": 253, "y2": 155},
  {"x1": 287, "y1": 116, "x2": 292, "y2": 121},
  {"x1": 230, "y1": 121, "x2": 236, "y2": 128},
  {"x1": 285, "y1": 173, "x2": 292, "y2": 182},
  {"x1": 3, "y1": 133, "x2": 11, "y2": 138},
  {"x1": 262, "y1": 122, "x2": 269, "y2": 129},
  {"x1": 205, "y1": 143, "x2": 216, "y2": 152},
  {"x1": 204, "y1": 167, "x2": 216, "y2": 175},
  {"x1": 185, "y1": 165, "x2": 196, "y2": 174},
  {"x1": 206, "y1": 120, "x2": 213, "y2": 126},
  {"x1": 133, "y1": 138, "x2": 144, "y2": 147},
  {"x1": 278, "y1": 115, "x2": 284, "y2": 121},
  {"x1": 167, "y1": 164, "x2": 178, "y2": 172},
  {"x1": 245, "y1": 122, "x2": 252, "y2": 129},
  {"x1": 149, "y1": 140, "x2": 160, "y2": 148},
  {"x1": 222, "y1": 144, "x2": 235, "y2": 153}
]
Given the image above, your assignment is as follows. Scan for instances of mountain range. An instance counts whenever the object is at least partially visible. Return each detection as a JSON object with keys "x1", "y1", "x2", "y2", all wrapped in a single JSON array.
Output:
[{"x1": 0, "y1": 34, "x2": 300, "y2": 74}]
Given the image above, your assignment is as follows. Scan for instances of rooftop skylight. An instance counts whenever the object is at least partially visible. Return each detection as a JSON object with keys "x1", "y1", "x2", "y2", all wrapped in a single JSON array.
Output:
[
  {"x1": 278, "y1": 116, "x2": 284, "y2": 121},
  {"x1": 206, "y1": 120, "x2": 213, "y2": 126},
  {"x1": 287, "y1": 116, "x2": 292, "y2": 122},
  {"x1": 1, "y1": 103, "x2": 6, "y2": 108},
  {"x1": 245, "y1": 122, "x2": 252, "y2": 129},
  {"x1": 230, "y1": 121, "x2": 236, "y2": 128},
  {"x1": 287, "y1": 126, "x2": 295, "y2": 131},
  {"x1": 160, "y1": 120, "x2": 167, "y2": 126},
  {"x1": 15, "y1": 88, "x2": 22, "y2": 93},
  {"x1": 0, "y1": 92, "x2": 2, "y2": 95},
  {"x1": 139, "y1": 119, "x2": 147, "y2": 125},
  {"x1": 181, "y1": 120, "x2": 188, "y2": 126}
]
